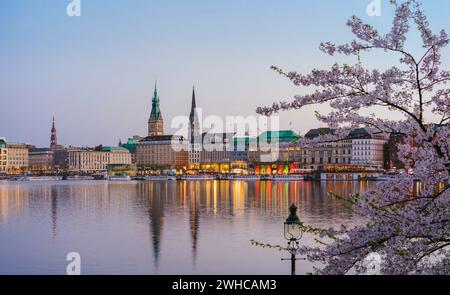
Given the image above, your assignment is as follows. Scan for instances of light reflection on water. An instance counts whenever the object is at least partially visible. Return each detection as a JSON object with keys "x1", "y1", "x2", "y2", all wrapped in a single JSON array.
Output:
[{"x1": 0, "y1": 180, "x2": 373, "y2": 275}]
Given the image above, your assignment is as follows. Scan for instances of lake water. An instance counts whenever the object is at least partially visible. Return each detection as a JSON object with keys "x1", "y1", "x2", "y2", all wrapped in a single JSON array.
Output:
[{"x1": 0, "y1": 180, "x2": 373, "y2": 275}]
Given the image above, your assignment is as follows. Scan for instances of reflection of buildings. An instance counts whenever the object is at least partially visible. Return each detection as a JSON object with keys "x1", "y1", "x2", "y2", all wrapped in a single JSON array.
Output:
[
  {"x1": 0, "y1": 184, "x2": 30, "y2": 224},
  {"x1": 148, "y1": 184, "x2": 165, "y2": 269},
  {"x1": 50, "y1": 186, "x2": 58, "y2": 237},
  {"x1": 188, "y1": 182, "x2": 200, "y2": 266}
]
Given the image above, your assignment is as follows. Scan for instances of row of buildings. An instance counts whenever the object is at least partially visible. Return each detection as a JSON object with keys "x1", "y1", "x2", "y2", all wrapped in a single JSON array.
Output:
[
  {"x1": 121, "y1": 85, "x2": 400, "y2": 175},
  {"x1": 0, "y1": 84, "x2": 405, "y2": 176}
]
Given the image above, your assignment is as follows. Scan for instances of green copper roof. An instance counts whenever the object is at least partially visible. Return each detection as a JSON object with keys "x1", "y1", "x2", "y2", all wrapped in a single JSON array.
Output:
[
  {"x1": 151, "y1": 82, "x2": 160, "y2": 120},
  {"x1": 121, "y1": 139, "x2": 138, "y2": 153},
  {"x1": 257, "y1": 130, "x2": 301, "y2": 143},
  {"x1": 102, "y1": 146, "x2": 129, "y2": 152},
  {"x1": 6, "y1": 141, "x2": 27, "y2": 146},
  {"x1": 0, "y1": 139, "x2": 7, "y2": 148}
]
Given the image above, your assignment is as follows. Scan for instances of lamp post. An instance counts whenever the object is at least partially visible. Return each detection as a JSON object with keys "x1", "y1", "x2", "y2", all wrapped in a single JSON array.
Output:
[{"x1": 283, "y1": 203, "x2": 303, "y2": 275}]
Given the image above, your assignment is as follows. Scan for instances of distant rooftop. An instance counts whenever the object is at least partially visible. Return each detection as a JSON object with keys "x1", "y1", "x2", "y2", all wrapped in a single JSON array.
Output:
[
  {"x1": 140, "y1": 135, "x2": 185, "y2": 142},
  {"x1": 0, "y1": 138, "x2": 7, "y2": 148},
  {"x1": 29, "y1": 148, "x2": 53, "y2": 153},
  {"x1": 120, "y1": 138, "x2": 139, "y2": 153},
  {"x1": 258, "y1": 130, "x2": 301, "y2": 143},
  {"x1": 304, "y1": 128, "x2": 335, "y2": 140},
  {"x1": 5, "y1": 141, "x2": 28, "y2": 147},
  {"x1": 347, "y1": 128, "x2": 371, "y2": 139},
  {"x1": 102, "y1": 146, "x2": 129, "y2": 152}
]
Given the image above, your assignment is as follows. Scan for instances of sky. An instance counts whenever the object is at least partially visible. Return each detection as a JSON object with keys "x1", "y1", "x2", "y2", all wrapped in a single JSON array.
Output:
[{"x1": 1, "y1": 0, "x2": 450, "y2": 147}]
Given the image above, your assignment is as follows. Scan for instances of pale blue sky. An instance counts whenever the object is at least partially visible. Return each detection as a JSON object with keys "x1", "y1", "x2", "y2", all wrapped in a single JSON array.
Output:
[{"x1": 1, "y1": 0, "x2": 449, "y2": 147}]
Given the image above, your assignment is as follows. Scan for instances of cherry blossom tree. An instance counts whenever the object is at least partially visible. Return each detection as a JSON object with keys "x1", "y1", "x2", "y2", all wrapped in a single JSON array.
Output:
[{"x1": 255, "y1": 0, "x2": 450, "y2": 274}]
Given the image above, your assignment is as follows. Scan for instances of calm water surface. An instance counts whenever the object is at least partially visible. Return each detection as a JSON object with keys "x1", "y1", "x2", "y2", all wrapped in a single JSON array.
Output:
[{"x1": 0, "y1": 180, "x2": 373, "y2": 275}]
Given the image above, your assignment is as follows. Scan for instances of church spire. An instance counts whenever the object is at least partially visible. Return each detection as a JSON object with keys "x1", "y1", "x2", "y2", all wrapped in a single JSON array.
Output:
[
  {"x1": 190, "y1": 86, "x2": 197, "y2": 122},
  {"x1": 50, "y1": 114, "x2": 58, "y2": 148}
]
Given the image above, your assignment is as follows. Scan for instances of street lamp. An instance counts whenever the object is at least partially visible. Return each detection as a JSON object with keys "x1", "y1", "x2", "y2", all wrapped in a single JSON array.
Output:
[{"x1": 283, "y1": 203, "x2": 303, "y2": 275}]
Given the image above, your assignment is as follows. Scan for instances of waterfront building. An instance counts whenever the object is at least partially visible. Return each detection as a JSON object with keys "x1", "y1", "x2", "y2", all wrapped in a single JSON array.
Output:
[
  {"x1": 188, "y1": 87, "x2": 201, "y2": 170},
  {"x1": 0, "y1": 138, "x2": 7, "y2": 174},
  {"x1": 303, "y1": 128, "x2": 353, "y2": 171},
  {"x1": 350, "y1": 128, "x2": 387, "y2": 169},
  {"x1": 249, "y1": 130, "x2": 302, "y2": 174},
  {"x1": 120, "y1": 137, "x2": 140, "y2": 164},
  {"x1": 53, "y1": 148, "x2": 69, "y2": 170},
  {"x1": 199, "y1": 132, "x2": 236, "y2": 174},
  {"x1": 68, "y1": 146, "x2": 131, "y2": 174},
  {"x1": 28, "y1": 148, "x2": 55, "y2": 174},
  {"x1": 136, "y1": 135, "x2": 188, "y2": 171},
  {"x1": 6, "y1": 142, "x2": 29, "y2": 175},
  {"x1": 102, "y1": 146, "x2": 132, "y2": 165},
  {"x1": 148, "y1": 83, "x2": 164, "y2": 137}
]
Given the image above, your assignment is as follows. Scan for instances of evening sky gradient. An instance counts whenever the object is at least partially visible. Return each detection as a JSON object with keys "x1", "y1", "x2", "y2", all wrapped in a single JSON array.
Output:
[{"x1": 1, "y1": 0, "x2": 449, "y2": 147}]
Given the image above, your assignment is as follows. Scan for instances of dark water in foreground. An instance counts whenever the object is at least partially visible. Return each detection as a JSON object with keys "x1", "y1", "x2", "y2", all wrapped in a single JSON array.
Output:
[{"x1": 0, "y1": 180, "x2": 374, "y2": 275}]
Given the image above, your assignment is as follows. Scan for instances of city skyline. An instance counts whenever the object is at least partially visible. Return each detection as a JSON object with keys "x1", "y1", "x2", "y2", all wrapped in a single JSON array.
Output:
[{"x1": 1, "y1": 0, "x2": 450, "y2": 147}]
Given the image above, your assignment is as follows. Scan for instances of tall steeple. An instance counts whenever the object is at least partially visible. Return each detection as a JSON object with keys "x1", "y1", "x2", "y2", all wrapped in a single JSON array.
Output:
[
  {"x1": 148, "y1": 81, "x2": 164, "y2": 137},
  {"x1": 189, "y1": 86, "x2": 197, "y2": 123},
  {"x1": 50, "y1": 114, "x2": 58, "y2": 148},
  {"x1": 188, "y1": 86, "x2": 201, "y2": 170},
  {"x1": 189, "y1": 86, "x2": 200, "y2": 144}
]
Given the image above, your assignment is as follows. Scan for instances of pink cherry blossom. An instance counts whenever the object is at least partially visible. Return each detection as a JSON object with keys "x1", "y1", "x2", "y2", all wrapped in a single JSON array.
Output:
[{"x1": 256, "y1": 0, "x2": 450, "y2": 275}]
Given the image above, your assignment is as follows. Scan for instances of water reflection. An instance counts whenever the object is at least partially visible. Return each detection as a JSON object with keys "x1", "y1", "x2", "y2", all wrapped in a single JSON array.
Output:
[{"x1": 0, "y1": 180, "x2": 373, "y2": 275}]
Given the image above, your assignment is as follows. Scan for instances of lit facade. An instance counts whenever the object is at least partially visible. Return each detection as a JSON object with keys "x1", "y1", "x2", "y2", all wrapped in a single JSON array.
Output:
[
  {"x1": 68, "y1": 147, "x2": 132, "y2": 173},
  {"x1": 248, "y1": 131, "x2": 301, "y2": 165},
  {"x1": 6, "y1": 142, "x2": 29, "y2": 174},
  {"x1": 136, "y1": 135, "x2": 188, "y2": 170},
  {"x1": 0, "y1": 138, "x2": 7, "y2": 174},
  {"x1": 350, "y1": 128, "x2": 388, "y2": 169},
  {"x1": 29, "y1": 148, "x2": 55, "y2": 174}
]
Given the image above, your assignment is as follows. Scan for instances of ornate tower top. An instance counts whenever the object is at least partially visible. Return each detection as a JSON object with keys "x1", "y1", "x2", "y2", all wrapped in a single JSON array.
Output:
[
  {"x1": 50, "y1": 114, "x2": 58, "y2": 148},
  {"x1": 148, "y1": 81, "x2": 164, "y2": 137},
  {"x1": 150, "y1": 81, "x2": 161, "y2": 120}
]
